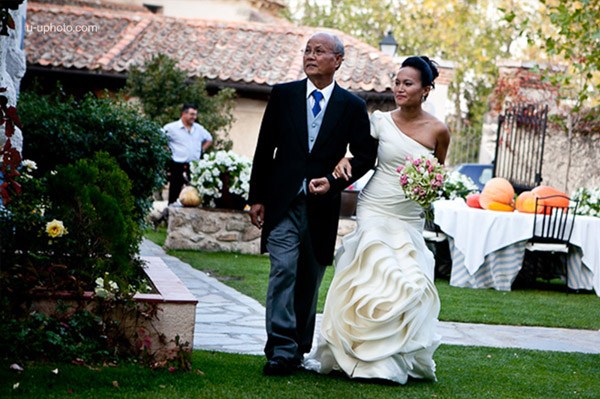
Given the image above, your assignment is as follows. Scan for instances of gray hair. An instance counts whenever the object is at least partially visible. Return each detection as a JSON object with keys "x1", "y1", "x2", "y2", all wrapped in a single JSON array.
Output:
[
  {"x1": 331, "y1": 35, "x2": 345, "y2": 58},
  {"x1": 311, "y1": 32, "x2": 345, "y2": 58}
]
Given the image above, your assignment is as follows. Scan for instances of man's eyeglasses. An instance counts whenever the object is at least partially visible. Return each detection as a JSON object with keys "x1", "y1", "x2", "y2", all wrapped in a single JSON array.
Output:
[{"x1": 302, "y1": 48, "x2": 336, "y2": 57}]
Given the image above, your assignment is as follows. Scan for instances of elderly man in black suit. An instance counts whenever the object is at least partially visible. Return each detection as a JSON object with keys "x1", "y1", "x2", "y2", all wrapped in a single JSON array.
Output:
[{"x1": 248, "y1": 32, "x2": 378, "y2": 376}]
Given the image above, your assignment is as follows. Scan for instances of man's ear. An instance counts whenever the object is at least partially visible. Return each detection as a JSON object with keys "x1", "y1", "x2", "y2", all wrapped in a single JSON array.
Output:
[{"x1": 335, "y1": 54, "x2": 343, "y2": 70}]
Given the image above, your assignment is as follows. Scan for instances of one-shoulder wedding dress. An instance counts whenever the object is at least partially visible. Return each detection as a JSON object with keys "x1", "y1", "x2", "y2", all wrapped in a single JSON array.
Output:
[{"x1": 303, "y1": 111, "x2": 441, "y2": 384}]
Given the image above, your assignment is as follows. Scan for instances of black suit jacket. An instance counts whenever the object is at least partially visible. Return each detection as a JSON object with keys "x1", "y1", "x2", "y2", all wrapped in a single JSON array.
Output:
[{"x1": 249, "y1": 79, "x2": 377, "y2": 265}]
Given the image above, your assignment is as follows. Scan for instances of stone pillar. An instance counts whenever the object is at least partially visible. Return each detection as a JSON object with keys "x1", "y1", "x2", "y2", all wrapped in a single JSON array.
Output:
[{"x1": 0, "y1": 1, "x2": 27, "y2": 153}]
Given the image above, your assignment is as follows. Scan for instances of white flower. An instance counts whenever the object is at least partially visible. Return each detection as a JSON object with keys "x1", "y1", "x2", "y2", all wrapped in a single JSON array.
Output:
[
  {"x1": 572, "y1": 187, "x2": 600, "y2": 217},
  {"x1": 189, "y1": 150, "x2": 252, "y2": 208},
  {"x1": 22, "y1": 159, "x2": 37, "y2": 172},
  {"x1": 443, "y1": 170, "x2": 479, "y2": 199}
]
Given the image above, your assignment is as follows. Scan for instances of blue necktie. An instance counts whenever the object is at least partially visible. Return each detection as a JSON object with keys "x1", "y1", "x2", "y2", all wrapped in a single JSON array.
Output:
[{"x1": 311, "y1": 90, "x2": 323, "y2": 117}]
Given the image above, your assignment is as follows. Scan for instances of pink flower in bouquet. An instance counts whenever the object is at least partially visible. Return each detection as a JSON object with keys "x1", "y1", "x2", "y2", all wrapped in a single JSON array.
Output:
[{"x1": 396, "y1": 154, "x2": 447, "y2": 221}]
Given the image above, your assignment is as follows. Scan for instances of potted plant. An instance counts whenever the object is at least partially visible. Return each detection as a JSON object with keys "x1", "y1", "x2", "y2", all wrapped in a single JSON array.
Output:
[{"x1": 189, "y1": 150, "x2": 251, "y2": 210}]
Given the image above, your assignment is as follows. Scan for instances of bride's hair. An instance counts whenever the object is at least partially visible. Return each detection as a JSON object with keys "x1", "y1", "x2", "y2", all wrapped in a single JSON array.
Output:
[{"x1": 401, "y1": 56, "x2": 439, "y2": 89}]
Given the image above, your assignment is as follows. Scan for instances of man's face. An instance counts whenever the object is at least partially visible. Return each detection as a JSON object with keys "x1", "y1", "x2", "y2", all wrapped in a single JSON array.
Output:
[
  {"x1": 181, "y1": 108, "x2": 198, "y2": 125},
  {"x1": 303, "y1": 34, "x2": 342, "y2": 83}
]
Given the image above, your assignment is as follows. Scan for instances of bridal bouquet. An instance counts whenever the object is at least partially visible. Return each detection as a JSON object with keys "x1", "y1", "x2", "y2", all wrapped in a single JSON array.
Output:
[{"x1": 396, "y1": 154, "x2": 446, "y2": 221}]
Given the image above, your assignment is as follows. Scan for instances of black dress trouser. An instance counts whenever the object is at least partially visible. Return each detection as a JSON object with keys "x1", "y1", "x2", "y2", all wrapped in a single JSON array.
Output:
[{"x1": 168, "y1": 160, "x2": 190, "y2": 205}]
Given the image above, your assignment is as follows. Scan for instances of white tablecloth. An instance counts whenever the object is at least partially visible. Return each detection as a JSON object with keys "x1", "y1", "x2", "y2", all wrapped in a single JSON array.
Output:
[{"x1": 433, "y1": 199, "x2": 600, "y2": 295}]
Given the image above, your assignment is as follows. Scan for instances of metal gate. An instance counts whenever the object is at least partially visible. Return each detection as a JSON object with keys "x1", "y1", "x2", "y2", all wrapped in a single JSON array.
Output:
[{"x1": 493, "y1": 103, "x2": 549, "y2": 193}]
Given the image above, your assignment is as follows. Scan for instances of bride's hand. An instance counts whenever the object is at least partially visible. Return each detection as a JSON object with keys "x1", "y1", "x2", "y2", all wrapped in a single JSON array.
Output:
[{"x1": 333, "y1": 157, "x2": 353, "y2": 181}]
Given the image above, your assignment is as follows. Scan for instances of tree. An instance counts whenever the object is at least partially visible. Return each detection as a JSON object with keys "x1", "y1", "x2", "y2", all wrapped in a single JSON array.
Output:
[
  {"x1": 529, "y1": 0, "x2": 600, "y2": 190},
  {"x1": 535, "y1": 0, "x2": 599, "y2": 110},
  {"x1": 125, "y1": 54, "x2": 237, "y2": 150}
]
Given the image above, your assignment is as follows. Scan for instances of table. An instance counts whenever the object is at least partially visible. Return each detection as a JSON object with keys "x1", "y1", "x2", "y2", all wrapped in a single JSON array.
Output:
[{"x1": 433, "y1": 199, "x2": 600, "y2": 295}]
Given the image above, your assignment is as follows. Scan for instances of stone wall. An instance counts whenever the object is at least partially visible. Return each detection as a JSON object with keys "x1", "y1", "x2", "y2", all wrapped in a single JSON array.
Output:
[
  {"x1": 165, "y1": 207, "x2": 262, "y2": 254},
  {"x1": 165, "y1": 206, "x2": 358, "y2": 256}
]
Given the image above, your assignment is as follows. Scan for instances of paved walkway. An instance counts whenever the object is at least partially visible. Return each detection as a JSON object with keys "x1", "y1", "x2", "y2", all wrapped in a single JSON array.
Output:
[{"x1": 140, "y1": 239, "x2": 600, "y2": 356}]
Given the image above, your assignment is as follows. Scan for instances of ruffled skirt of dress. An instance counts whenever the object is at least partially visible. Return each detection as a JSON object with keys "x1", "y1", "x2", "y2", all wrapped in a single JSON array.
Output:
[{"x1": 303, "y1": 214, "x2": 441, "y2": 384}]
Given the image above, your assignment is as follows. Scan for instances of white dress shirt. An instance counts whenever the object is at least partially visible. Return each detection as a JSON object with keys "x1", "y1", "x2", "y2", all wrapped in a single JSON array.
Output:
[
  {"x1": 163, "y1": 119, "x2": 213, "y2": 163},
  {"x1": 306, "y1": 79, "x2": 335, "y2": 113}
]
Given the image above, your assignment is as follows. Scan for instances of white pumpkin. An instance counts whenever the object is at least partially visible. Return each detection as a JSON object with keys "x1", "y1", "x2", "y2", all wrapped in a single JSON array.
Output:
[{"x1": 179, "y1": 186, "x2": 201, "y2": 207}]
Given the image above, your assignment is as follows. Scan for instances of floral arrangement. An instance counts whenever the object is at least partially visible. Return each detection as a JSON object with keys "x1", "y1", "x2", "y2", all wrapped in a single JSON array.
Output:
[
  {"x1": 396, "y1": 154, "x2": 446, "y2": 221},
  {"x1": 189, "y1": 150, "x2": 252, "y2": 208},
  {"x1": 572, "y1": 187, "x2": 600, "y2": 217},
  {"x1": 443, "y1": 170, "x2": 479, "y2": 199}
]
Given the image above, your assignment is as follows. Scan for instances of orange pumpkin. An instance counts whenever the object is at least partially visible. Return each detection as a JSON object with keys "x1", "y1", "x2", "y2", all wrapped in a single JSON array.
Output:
[
  {"x1": 516, "y1": 191, "x2": 538, "y2": 213},
  {"x1": 531, "y1": 186, "x2": 570, "y2": 208},
  {"x1": 466, "y1": 193, "x2": 482, "y2": 209},
  {"x1": 479, "y1": 177, "x2": 515, "y2": 211},
  {"x1": 516, "y1": 186, "x2": 570, "y2": 213}
]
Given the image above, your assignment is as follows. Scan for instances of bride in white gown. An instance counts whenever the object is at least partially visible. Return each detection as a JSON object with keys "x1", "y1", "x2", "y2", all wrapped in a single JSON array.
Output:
[{"x1": 306, "y1": 56, "x2": 450, "y2": 384}]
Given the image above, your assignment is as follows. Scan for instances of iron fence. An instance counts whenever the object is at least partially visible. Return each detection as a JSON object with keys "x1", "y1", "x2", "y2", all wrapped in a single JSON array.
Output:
[
  {"x1": 446, "y1": 123, "x2": 481, "y2": 167},
  {"x1": 493, "y1": 103, "x2": 548, "y2": 193}
]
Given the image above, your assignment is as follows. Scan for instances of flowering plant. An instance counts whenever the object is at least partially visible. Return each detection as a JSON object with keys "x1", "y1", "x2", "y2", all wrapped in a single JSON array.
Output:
[
  {"x1": 443, "y1": 170, "x2": 479, "y2": 199},
  {"x1": 189, "y1": 150, "x2": 252, "y2": 208},
  {"x1": 572, "y1": 187, "x2": 599, "y2": 217},
  {"x1": 396, "y1": 154, "x2": 446, "y2": 221}
]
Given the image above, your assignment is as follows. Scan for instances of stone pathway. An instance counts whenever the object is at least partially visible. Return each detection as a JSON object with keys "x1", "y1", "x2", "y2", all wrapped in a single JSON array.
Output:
[{"x1": 140, "y1": 239, "x2": 600, "y2": 356}]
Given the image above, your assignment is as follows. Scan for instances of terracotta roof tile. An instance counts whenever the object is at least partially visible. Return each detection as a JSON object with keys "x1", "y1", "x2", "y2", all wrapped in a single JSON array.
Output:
[
  {"x1": 25, "y1": 2, "x2": 402, "y2": 93},
  {"x1": 32, "y1": 0, "x2": 149, "y2": 13}
]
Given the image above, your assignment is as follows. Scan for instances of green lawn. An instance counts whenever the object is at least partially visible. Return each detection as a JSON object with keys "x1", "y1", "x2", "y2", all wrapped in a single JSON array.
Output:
[
  {"x1": 3, "y1": 230, "x2": 597, "y2": 398},
  {"x1": 145, "y1": 227, "x2": 600, "y2": 330},
  {"x1": 2, "y1": 347, "x2": 598, "y2": 399}
]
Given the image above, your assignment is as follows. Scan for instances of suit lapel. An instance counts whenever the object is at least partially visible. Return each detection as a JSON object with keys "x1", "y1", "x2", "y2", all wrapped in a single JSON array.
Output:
[
  {"x1": 311, "y1": 83, "x2": 345, "y2": 154},
  {"x1": 287, "y1": 79, "x2": 309, "y2": 153}
]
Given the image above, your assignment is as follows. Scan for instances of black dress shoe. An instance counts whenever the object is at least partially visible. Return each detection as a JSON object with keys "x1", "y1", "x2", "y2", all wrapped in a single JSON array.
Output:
[{"x1": 263, "y1": 359, "x2": 298, "y2": 376}]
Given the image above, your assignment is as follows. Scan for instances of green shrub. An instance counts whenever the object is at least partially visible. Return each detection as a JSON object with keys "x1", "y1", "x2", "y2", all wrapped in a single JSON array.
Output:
[
  {"x1": 18, "y1": 90, "x2": 170, "y2": 222},
  {"x1": 45, "y1": 152, "x2": 143, "y2": 286},
  {"x1": 0, "y1": 153, "x2": 149, "y2": 363},
  {"x1": 0, "y1": 153, "x2": 143, "y2": 306}
]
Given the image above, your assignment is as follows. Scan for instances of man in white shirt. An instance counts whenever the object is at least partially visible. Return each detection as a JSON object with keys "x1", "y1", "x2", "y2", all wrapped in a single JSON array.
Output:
[{"x1": 163, "y1": 104, "x2": 213, "y2": 204}]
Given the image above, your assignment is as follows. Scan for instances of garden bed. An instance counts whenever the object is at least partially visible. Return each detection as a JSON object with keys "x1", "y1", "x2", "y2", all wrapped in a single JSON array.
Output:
[{"x1": 31, "y1": 256, "x2": 197, "y2": 362}]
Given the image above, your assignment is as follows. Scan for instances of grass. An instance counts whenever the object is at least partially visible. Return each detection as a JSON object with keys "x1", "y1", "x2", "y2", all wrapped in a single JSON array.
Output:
[
  {"x1": 145, "y1": 227, "x2": 600, "y2": 330},
  {"x1": 2, "y1": 347, "x2": 599, "y2": 398}
]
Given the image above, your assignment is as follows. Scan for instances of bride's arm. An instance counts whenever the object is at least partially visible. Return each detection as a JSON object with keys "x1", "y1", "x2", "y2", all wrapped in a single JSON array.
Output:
[
  {"x1": 333, "y1": 157, "x2": 353, "y2": 181},
  {"x1": 309, "y1": 157, "x2": 352, "y2": 195}
]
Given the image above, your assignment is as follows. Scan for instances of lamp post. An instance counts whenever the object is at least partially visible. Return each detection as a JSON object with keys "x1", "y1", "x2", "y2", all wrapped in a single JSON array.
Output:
[{"x1": 378, "y1": 31, "x2": 398, "y2": 57}]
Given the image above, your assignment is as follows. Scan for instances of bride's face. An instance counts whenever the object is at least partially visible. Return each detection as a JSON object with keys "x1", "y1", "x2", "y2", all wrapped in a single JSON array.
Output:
[{"x1": 393, "y1": 67, "x2": 430, "y2": 107}]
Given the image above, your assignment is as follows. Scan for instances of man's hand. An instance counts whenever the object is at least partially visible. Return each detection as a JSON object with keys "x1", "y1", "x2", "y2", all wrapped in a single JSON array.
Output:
[
  {"x1": 333, "y1": 157, "x2": 353, "y2": 181},
  {"x1": 309, "y1": 177, "x2": 331, "y2": 195},
  {"x1": 248, "y1": 204, "x2": 265, "y2": 229}
]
